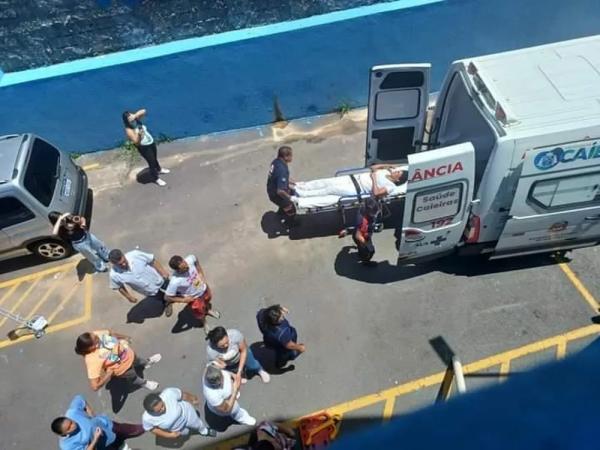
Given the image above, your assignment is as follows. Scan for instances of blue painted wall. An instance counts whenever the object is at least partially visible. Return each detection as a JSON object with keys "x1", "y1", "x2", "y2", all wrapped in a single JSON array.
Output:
[{"x1": 1, "y1": 0, "x2": 599, "y2": 152}]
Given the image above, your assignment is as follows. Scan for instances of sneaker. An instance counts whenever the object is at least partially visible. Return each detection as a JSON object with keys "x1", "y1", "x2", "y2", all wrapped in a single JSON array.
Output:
[
  {"x1": 209, "y1": 309, "x2": 221, "y2": 319},
  {"x1": 159, "y1": 168, "x2": 171, "y2": 174},
  {"x1": 241, "y1": 377, "x2": 248, "y2": 385},
  {"x1": 258, "y1": 370, "x2": 271, "y2": 383},
  {"x1": 156, "y1": 178, "x2": 167, "y2": 186},
  {"x1": 200, "y1": 428, "x2": 217, "y2": 438},
  {"x1": 144, "y1": 380, "x2": 159, "y2": 391},
  {"x1": 164, "y1": 303, "x2": 173, "y2": 318},
  {"x1": 145, "y1": 354, "x2": 162, "y2": 369}
]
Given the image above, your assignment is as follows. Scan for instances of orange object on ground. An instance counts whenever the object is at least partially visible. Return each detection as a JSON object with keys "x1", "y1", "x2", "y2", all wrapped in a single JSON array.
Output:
[
  {"x1": 190, "y1": 286, "x2": 212, "y2": 320},
  {"x1": 299, "y1": 412, "x2": 341, "y2": 449}
]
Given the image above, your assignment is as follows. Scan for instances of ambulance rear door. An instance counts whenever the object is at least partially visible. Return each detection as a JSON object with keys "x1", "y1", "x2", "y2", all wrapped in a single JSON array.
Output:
[
  {"x1": 397, "y1": 142, "x2": 475, "y2": 262},
  {"x1": 365, "y1": 64, "x2": 431, "y2": 165}
]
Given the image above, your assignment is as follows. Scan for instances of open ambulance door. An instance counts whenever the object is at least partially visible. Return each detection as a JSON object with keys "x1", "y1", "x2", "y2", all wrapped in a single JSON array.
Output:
[
  {"x1": 397, "y1": 142, "x2": 475, "y2": 263},
  {"x1": 365, "y1": 64, "x2": 430, "y2": 166}
]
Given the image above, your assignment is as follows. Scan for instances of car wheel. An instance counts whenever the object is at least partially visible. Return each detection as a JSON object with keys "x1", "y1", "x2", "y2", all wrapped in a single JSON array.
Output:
[{"x1": 30, "y1": 240, "x2": 72, "y2": 261}]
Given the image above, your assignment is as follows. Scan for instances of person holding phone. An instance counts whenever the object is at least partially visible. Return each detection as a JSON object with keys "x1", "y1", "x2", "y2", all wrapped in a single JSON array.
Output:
[{"x1": 122, "y1": 109, "x2": 170, "y2": 186}]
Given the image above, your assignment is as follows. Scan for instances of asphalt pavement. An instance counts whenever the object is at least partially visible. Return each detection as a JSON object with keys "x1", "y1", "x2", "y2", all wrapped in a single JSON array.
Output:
[{"x1": 1, "y1": 111, "x2": 599, "y2": 450}]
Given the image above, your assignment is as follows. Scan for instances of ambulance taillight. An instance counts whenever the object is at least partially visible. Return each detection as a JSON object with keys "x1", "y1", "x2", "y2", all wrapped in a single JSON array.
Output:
[{"x1": 464, "y1": 215, "x2": 481, "y2": 243}]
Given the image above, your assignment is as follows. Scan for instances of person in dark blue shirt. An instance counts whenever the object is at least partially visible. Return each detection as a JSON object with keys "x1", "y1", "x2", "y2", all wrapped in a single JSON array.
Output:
[
  {"x1": 267, "y1": 146, "x2": 297, "y2": 225},
  {"x1": 256, "y1": 304, "x2": 305, "y2": 368}
]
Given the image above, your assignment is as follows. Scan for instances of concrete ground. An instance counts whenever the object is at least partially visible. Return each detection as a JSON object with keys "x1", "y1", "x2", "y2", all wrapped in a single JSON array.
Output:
[{"x1": 1, "y1": 110, "x2": 599, "y2": 450}]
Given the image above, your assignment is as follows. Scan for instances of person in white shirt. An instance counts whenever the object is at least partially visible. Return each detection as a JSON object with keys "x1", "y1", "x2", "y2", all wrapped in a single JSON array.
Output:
[
  {"x1": 206, "y1": 327, "x2": 270, "y2": 384},
  {"x1": 293, "y1": 164, "x2": 407, "y2": 199},
  {"x1": 142, "y1": 387, "x2": 216, "y2": 440},
  {"x1": 123, "y1": 109, "x2": 170, "y2": 187},
  {"x1": 108, "y1": 248, "x2": 173, "y2": 317},
  {"x1": 164, "y1": 254, "x2": 221, "y2": 334},
  {"x1": 202, "y1": 365, "x2": 256, "y2": 426}
]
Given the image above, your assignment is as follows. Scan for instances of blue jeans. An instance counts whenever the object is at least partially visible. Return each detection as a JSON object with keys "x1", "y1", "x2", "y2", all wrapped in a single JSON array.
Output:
[
  {"x1": 275, "y1": 348, "x2": 300, "y2": 368},
  {"x1": 226, "y1": 348, "x2": 263, "y2": 377},
  {"x1": 72, "y1": 232, "x2": 109, "y2": 271}
]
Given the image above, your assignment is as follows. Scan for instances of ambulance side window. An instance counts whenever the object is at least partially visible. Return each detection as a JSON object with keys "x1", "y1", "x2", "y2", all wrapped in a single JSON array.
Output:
[
  {"x1": 529, "y1": 172, "x2": 600, "y2": 210},
  {"x1": 411, "y1": 183, "x2": 463, "y2": 224}
]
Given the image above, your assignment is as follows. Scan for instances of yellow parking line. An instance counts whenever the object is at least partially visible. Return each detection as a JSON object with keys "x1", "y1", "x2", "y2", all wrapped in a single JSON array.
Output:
[
  {"x1": 0, "y1": 276, "x2": 92, "y2": 350},
  {"x1": 382, "y1": 397, "x2": 396, "y2": 421},
  {"x1": 0, "y1": 283, "x2": 20, "y2": 306},
  {"x1": 0, "y1": 277, "x2": 43, "y2": 328},
  {"x1": 499, "y1": 360, "x2": 510, "y2": 383},
  {"x1": 555, "y1": 338, "x2": 567, "y2": 359},
  {"x1": 0, "y1": 261, "x2": 77, "y2": 289},
  {"x1": 82, "y1": 163, "x2": 100, "y2": 171},
  {"x1": 46, "y1": 283, "x2": 80, "y2": 323},
  {"x1": 558, "y1": 262, "x2": 600, "y2": 312},
  {"x1": 22, "y1": 281, "x2": 60, "y2": 319}
]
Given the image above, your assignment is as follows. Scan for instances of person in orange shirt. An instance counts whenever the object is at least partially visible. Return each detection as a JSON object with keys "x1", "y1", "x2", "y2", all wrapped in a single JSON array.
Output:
[{"x1": 75, "y1": 329, "x2": 162, "y2": 392}]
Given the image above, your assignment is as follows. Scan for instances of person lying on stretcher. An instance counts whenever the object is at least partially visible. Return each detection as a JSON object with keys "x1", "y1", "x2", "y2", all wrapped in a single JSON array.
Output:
[{"x1": 292, "y1": 164, "x2": 408, "y2": 200}]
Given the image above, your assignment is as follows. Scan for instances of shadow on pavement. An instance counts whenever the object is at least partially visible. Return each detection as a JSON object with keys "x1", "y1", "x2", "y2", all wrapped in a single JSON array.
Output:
[
  {"x1": 171, "y1": 305, "x2": 206, "y2": 334},
  {"x1": 127, "y1": 296, "x2": 166, "y2": 324},
  {"x1": 76, "y1": 259, "x2": 96, "y2": 281},
  {"x1": 0, "y1": 254, "x2": 52, "y2": 275},
  {"x1": 334, "y1": 246, "x2": 563, "y2": 284},
  {"x1": 260, "y1": 210, "x2": 344, "y2": 240},
  {"x1": 250, "y1": 342, "x2": 296, "y2": 376},
  {"x1": 106, "y1": 376, "x2": 142, "y2": 413}
]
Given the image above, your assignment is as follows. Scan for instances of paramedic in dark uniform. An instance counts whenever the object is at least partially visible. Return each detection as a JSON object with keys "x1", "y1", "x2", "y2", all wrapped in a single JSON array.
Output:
[
  {"x1": 353, "y1": 197, "x2": 379, "y2": 266},
  {"x1": 267, "y1": 146, "x2": 296, "y2": 224}
]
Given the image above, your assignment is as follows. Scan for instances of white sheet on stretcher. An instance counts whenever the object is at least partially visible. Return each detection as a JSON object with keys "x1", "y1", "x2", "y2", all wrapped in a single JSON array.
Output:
[{"x1": 295, "y1": 184, "x2": 407, "y2": 209}]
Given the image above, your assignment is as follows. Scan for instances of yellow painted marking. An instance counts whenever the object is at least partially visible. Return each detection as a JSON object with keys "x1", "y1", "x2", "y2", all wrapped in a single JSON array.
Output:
[
  {"x1": 559, "y1": 263, "x2": 600, "y2": 312},
  {"x1": 0, "y1": 277, "x2": 43, "y2": 328},
  {"x1": 82, "y1": 163, "x2": 100, "y2": 171},
  {"x1": 0, "y1": 269, "x2": 93, "y2": 350},
  {"x1": 382, "y1": 397, "x2": 396, "y2": 421},
  {"x1": 46, "y1": 283, "x2": 80, "y2": 323},
  {"x1": 0, "y1": 261, "x2": 77, "y2": 288},
  {"x1": 556, "y1": 338, "x2": 567, "y2": 359},
  {"x1": 0, "y1": 283, "x2": 20, "y2": 306},
  {"x1": 22, "y1": 280, "x2": 61, "y2": 319},
  {"x1": 499, "y1": 360, "x2": 510, "y2": 383}
]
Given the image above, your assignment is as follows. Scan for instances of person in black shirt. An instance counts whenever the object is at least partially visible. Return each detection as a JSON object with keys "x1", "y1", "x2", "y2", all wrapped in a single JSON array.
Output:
[
  {"x1": 267, "y1": 146, "x2": 297, "y2": 225},
  {"x1": 49, "y1": 211, "x2": 110, "y2": 272}
]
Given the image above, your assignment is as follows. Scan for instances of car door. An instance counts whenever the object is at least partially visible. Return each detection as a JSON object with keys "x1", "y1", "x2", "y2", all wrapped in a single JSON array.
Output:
[
  {"x1": 0, "y1": 196, "x2": 39, "y2": 251},
  {"x1": 365, "y1": 64, "x2": 431, "y2": 166},
  {"x1": 397, "y1": 142, "x2": 475, "y2": 262},
  {"x1": 494, "y1": 139, "x2": 600, "y2": 257}
]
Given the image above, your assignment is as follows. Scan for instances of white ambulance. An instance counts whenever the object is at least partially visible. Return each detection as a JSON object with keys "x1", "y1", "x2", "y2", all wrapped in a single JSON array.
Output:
[{"x1": 366, "y1": 34, "x2": 600, "y2": 263}]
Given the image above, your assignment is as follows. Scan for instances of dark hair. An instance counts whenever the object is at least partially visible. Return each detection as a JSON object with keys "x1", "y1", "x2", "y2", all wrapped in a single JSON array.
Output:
[
  {"x1": 168, "y1": 255, "x2": 184, "y2": 271},
  {"x1": 393, "y1": 169, "x2": 408, "y2": 186},
  {"x1": 122, "y1": 111, "x2": 135, "y2": 129},
  {"x1": 206, "y1": 326, "x2": 227, "y2": 345},
  {"x1": 108, "y1": 249, "x2": 124, "y2": 263},
  {"x1": 75, "y1": 332, "x2": 96, "y2": 355},
  {"x1": 361, "y1": 197, "x2": 380, "y2": 217},
  {"x1": 265, "y1": 305, "x2": 283, "y2": 327},
  {"x1": 277, "y1": 146, "x2": 292, "y2": 159},
  {"x1": 253, "y1": 441, "x2": 276, "y2": 450},
  {"x1": 48, "y1": 211, "x2": 62, "y2": 225},
  {"x1": 143, "y1": 393, "x2": 163, "y2": 414},
  {"x1": 51, "y1": 417, "x2": 69, "y2": 436}
]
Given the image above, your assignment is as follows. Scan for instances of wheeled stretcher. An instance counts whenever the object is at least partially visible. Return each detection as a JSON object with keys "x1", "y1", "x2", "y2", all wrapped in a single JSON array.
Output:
[{"x1": 292, "y1": 166, "x2": 408, "y2": 231}]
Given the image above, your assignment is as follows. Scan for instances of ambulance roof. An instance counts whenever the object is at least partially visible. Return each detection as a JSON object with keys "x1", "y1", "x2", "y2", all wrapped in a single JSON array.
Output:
[{"x1": 458, "y1": 35, "x2": 600, "y2": 135}]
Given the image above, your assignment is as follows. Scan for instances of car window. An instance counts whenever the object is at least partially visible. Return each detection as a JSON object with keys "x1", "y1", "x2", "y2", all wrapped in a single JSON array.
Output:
[
  {"x1": 23, "y1": 139, "x2": 60, "y2": 207},
  {"x1": 529, "y1": 172, "x2": 600, "y2": 210},
  {"x1": 0, "y1": 197, "x2": 35, "y2": 229}
]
